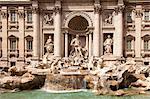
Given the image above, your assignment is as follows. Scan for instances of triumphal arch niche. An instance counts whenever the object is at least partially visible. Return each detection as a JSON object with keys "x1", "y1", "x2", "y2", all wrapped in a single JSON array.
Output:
[{"x1": 63, "y1": 11, "x2": 93, "y2": 58}]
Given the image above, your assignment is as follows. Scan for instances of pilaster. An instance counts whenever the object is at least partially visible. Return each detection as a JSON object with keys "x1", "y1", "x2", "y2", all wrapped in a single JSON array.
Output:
[
  {"x1": 134, "y1": 5, "x2": 143, "y2": 58},
  {"x1": 113, "y1": 5, "x2": 124, "y2": 57},
  {"x1": 18, "y1": 6, "x2": 25, "y2": 65},
  {"x1": 1, "y1": 6, "x2": 8, "y2": 67}
]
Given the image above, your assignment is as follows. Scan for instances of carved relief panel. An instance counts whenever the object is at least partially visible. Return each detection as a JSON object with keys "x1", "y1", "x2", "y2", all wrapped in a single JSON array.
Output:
[
  {"x1": 102, "y1": 10, "x2": 114, "y2": 26},
  {"x1": 42, "y1": 11, "x2": 54, "y2": 27}
]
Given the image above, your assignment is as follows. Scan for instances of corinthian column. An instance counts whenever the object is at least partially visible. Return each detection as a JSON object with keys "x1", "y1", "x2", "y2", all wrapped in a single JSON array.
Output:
[
  {"x1": 54, "y1": 0, "x2": 62, "y2": 57},
  {"x1": 93, "y1": 1, "x2": 101, "y2": 57},
  {"x1": 32, "y1": 1, "x2": 40, "y2": 62},
  {"x1": 134, "y1": 5, "x2": 142, "y2": 58},
  {"x1": 113, "y1": 5, "x2": 124, "y2": 57},
  {"x1": 89, "y1": 31, "x2": 93, "y2": 57},
  {"x1": 64, "y1": 32, "x2": 68, "y2": 57}
]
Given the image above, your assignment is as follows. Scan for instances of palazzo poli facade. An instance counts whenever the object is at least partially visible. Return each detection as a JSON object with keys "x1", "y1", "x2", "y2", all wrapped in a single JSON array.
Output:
[{"x1": 0, "y1": 0, "x2": 150, "y2": 67}]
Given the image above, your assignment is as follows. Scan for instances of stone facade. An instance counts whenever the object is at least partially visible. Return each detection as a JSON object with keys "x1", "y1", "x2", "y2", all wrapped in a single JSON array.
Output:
[{"x1": 0, "y1": 0, "x2": 150, "y2": 67}]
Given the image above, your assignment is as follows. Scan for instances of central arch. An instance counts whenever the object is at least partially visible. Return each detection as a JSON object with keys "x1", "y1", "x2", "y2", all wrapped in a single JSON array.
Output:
[
  {"x1": 68, "y1": 16, "x2": 89, "y2": 31},
  {"x1": 64, "y1": 11, "x2": 93, "y2": 28}
]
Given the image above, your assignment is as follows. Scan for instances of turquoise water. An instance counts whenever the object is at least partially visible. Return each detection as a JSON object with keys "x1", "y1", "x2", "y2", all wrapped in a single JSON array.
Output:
[{"x1": 1, "y1": 90, "x2": 150, "y2": 99}]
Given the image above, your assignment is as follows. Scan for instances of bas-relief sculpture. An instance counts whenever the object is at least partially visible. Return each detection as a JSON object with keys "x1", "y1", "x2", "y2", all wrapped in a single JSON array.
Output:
[
  {"x1": 104, "y1": 14, "x2": 113, "y2": 24},
  {"x1": 104, "y1": 11, "x2": 114, "y2": 25},
  {"x1": 43, "y1": 13, "x2": 54, "y2": 25}
]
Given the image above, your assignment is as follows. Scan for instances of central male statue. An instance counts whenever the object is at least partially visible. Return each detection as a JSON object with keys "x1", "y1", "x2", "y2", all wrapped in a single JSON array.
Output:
[{"x1": 70, "y1": 35, "x2": 83, "y2": 58}]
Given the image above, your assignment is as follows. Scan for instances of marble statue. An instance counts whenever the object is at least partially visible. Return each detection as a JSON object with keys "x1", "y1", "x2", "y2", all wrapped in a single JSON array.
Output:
[
  {"x1": 44, "y1": 35, "x2": 54, "y2": 53},
  {"x1": 104, "y1": 35, "x2": 113, "y2": 54},
  {"x1": 70, "y1": 35, "x2": 83, "y2": 58}
]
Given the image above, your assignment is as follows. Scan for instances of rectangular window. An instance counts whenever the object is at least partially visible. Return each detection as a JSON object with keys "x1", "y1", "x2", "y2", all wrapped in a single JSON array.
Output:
[
  {"x1": 10, "y1": 10, "x2": 16, "y2": 22},
  {"x1": 27, "y1": 40, "x2": 32, "y2": 51},
  {"x1": 127, "y1": 40, "x2": 132, "y2": 50},
  {"x1": 10, "y1": 40, "x2": 16, "y2": 51},
  {"x1": 144, "y1": 11, "x2": 149, "y2": 21},
  {"x1": 127, "y1": 12, "x2": 132, "y2": 23},
  {"x1": 27, "y1": 10, "x2": 32, "y2": 23},
  {"x1": 144, "y1": 40, "x2": 149, "y2": 50}
]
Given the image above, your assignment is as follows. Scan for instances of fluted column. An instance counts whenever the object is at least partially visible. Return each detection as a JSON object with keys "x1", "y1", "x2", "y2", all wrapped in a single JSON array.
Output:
[
  {"x1": 32, "y1": 1, "x2": 40, "y2": 60},
  {"x1": 93, "y1": 1, "x2": 101, "y2": 57},
  {"x1": 113, "y1": 5, "x2": 124, "y2": 57},
  {"x1": 1, "y1": 6, "x2": 8, "y2": 66},
  {"x1": 134, "y1": 5, "x2": 142, "y2": 58},
  {"x1": 18, "y1": 7, "x2": 25, "y2": 64},
  {"x1": 54, "y1": 0, "x2": 62, "y2": 57},
  {"x1": 64, "y1": 32, "x2": 68, "y2": 57},
  {"x1": 89, "y1": 31, "x2": 93, "y2": 57},
  {"x1": 86, "y1": 34, "x2": 89, "y2": 50}
]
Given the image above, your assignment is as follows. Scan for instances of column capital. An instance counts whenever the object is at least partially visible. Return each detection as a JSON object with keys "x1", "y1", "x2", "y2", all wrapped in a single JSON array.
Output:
[
  {"x1": 133, "y1": 9, "x2": 143, "y2": 18},
  {"x1": 1, "y1": 6, "x2": 7, "y2": 19},
  {"x1": 62, "y1": 27, "x2": 68, "y2": 34},
  {"x1": 94, "y1": 4, "x2": 101, "y2": 14},
  {"x1": 1, "y1": 11, "x2": 7, "y2": 19},
  {"x1": 87, "y1": 27, "x2": 94, "y2": 33},
  {"x1": 54, "y1": 6, "x2": 62, "y2": 14},
  {"x1": 114, "y1": 5, "x2": 124, "y2": 15},
  {"x1": 32, "y1": 0, "x2": 39, "y2": 14},
  {"x1": 54, "y1": 0, "x2": 62, "y2": 14},
  {"x1": 32, "y1": 7, "x2": 39, "y2": 14},
  {"x1": 18, "y1": 7, "x2": 24, "y2": 18},
  {"x1": 18, "y1": 11, "x2": 24, "y2": 18}
]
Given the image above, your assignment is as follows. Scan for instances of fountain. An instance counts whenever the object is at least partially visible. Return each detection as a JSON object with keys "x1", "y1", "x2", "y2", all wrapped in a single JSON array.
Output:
[{"x1": 1, "y1": 34, "x2": 150, "y2": 96}]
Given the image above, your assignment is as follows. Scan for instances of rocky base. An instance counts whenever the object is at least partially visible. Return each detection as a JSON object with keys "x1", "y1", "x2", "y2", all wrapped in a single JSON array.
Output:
[
  {"x1": 1, "y1": 57, "x2": 150, "y2": 96},
  {"x1": 0, "y1": 66, "x2": 46, "y2": 93}
]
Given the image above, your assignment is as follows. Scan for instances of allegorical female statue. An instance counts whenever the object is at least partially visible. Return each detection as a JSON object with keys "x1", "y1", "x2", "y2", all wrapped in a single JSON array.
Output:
[
  {"x1": 44, "y1": 35, "x2": 54, "y2": 53},
  {"x1": 104, "y1": 35, "x2": 113, "y2": 54}
]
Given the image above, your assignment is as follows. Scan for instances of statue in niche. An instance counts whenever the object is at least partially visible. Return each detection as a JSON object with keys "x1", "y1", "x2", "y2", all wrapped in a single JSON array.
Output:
[
  {"x1": 44, "y1": 35, "x2": 54, "y2": 54},
  {"x1": 43, "y1": 14, "x2": 54, "y2": 25},
  {"x1": 104, "y1": 13, "x2": 113, "y2": 24},
  {"x1": 70, "y1": 35, "x2": 83, "y2": 58},
  {"x1": 104, "y1": 35, "x2": 113, "y2": 55}
]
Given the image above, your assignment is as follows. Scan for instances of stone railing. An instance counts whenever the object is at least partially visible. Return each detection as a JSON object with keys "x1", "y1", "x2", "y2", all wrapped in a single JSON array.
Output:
[
  {"x1": 8, "y1": 49, "x2": 19, "y2": 57},
  {"x1": 141, "y1": 49, "x2": 150, "y2": 57},
  {"x1": 25, "y1": 49, "x2": 33, "y2": 57},
  {"x1": 8, "y1": 21, "x2": 19, "y2": 29},
  {"x1": 126, "y1": 22, "x2": 135, "y2": 30},
  {"x1": 25, "y1": 21, "x2": 33, "y2": 30},
  {"x1": 125, "y1": 49, "x2": 135, "y2": 57}
]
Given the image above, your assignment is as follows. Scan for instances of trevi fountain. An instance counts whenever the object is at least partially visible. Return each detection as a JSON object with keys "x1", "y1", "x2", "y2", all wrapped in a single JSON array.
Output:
[{"x1": 1, "y1": 34, "x2": 150, "y2": 99}]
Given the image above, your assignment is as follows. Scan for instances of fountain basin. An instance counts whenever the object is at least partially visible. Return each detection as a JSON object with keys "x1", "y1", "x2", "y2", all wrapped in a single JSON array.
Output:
[{"x1": 43, "y1": 74, "x2": 86, "y2": 91}]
